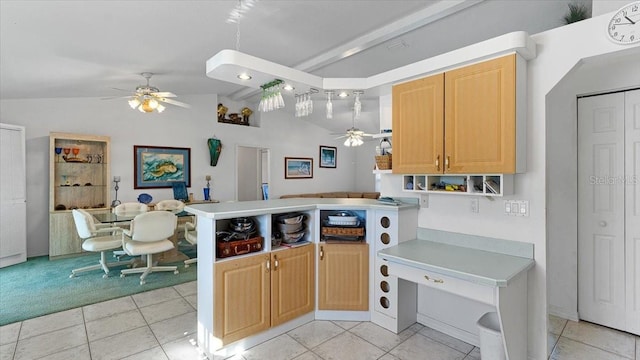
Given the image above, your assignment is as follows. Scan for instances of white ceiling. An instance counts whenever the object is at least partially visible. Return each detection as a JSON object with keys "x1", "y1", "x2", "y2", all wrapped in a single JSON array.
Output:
[{"x1": 0, "y1": 0, "x2": 589, "y2": 131}]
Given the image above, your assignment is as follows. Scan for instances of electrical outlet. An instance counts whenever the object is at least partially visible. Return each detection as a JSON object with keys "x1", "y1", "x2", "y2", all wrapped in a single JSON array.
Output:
[
  {"x1": 420, "y1": 194, "x2": 429, "y2": 208},
  {"x1": 470, "y1": 198, "x2": 479, "y2": 213}
]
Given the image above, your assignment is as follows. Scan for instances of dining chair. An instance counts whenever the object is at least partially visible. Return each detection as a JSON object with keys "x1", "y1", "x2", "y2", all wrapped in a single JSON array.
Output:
[
  {"x1": 183, "y1": 218, "x2": 197, "y2": 267},
  {"x1": 70, "y1": 209, "x2": 133, "y2": 278},
  {"x1": 155, "y1": 199, "x2": 185, "y2": 212},
  {"x1": 120, "y1": 211, "x2": 179, "y2": 285},
  {"x1": 114, "y1": 202, "x2": 148, "y2": 216}
]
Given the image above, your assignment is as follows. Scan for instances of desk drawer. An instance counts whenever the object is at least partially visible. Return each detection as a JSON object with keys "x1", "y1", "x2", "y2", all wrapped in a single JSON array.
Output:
[{"x1": 387, "y1": 262, "x2": 495, "y2": 306}]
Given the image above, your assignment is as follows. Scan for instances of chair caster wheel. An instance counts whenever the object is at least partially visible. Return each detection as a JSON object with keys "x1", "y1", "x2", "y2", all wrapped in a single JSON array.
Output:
[
  {"x1": 185, "y1": 264, "x2": 190, "y2": 268},
  {"x1": 140, "y1": 280, "x2": 146, "y2": 285},
  {"x1": 69, "y1": 274, "x2": 75, "y2": 278},
  {"x1": 120, "y1": 274, "x2": 125, "y2": 278},
  {"x1": 102, "y1": 274, "x2": 108, "y2": 279},
  {"x1": 174, "y1": 270, "x2": 179, "y2": 274}
]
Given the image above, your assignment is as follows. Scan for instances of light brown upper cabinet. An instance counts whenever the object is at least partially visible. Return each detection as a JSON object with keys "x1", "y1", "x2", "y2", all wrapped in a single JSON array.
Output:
[
  {"x1": 393, "y1": 54, "x2": 525, "y2": 174},
  {"x1": 392, "y1": 73, "x2": 444, "y2": 174}
]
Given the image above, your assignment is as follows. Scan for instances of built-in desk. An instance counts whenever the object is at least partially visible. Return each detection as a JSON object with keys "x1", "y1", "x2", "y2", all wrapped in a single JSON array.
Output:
[{"x1": 378, "y1": 230, "x2": 534, "y2": 360}]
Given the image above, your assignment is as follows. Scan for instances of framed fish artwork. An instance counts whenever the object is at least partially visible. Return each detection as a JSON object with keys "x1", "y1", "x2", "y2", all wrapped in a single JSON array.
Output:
[{"x1": 134, "y1": 145, "x2": 191, "y2": 189}]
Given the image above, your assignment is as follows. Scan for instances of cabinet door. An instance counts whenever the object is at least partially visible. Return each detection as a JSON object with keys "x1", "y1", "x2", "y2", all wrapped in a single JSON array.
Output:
[
  {"x1": 318, "y1": 243, "x2": 369, "y2": 311},
  {"x1": 392, "y1": 73, "x2": 444, "y2": 174},
  {"x1": 215, "y1": 254, "x2": 270, "y2": 345},
  {"x1": 271, "y1": 244, "x2": 315, "y2": 327},
  {"x1": 444, "y1": 54, "x2": 516, "y2": 173},
  {"x1": 49, "y1": 211, "x2": 83, "y2": 258}
]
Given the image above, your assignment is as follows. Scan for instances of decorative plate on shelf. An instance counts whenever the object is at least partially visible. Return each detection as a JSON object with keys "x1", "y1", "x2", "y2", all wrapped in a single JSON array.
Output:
[{"x1": 137, "y1": 193, "x2": 153, "y2": 204}]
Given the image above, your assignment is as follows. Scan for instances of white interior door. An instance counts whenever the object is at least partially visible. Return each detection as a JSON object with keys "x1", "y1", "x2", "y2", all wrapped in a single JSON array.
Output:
[
  {"x1": 624, "y1": 89, "x2": 640, "y2": 335},
  {"x1": 578, "y1": 92, "x2": 626, "y2": 330},
  {"x1": 0, "y1": 124, "x2": 27, "y2": 267}
]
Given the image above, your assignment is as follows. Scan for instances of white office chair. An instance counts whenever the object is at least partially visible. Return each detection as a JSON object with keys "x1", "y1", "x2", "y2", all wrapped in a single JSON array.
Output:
[
  {"x1": 114, "y1": 202, "x2": 148, "y2": 216},
  {"x1": 120, "y1": 211, "x2": 179, "y2": 285},
  {"x1": 112, "y1": 202, "x2": 148, "y2": 259},
  {"x1": 183, "y1": 219, "x2": 197, "y2": 267},
  {"x1": 155, "y1": 199, "x2": 185, "y2": 212},
  {"x1": 70, "y1": 209, "x2": 133, "y2": 278}
]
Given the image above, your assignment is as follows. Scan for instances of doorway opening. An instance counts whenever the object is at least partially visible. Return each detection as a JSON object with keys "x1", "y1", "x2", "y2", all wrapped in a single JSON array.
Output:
[{"x1": 236, "y1": 145, "x2": 270, "y2": 201}]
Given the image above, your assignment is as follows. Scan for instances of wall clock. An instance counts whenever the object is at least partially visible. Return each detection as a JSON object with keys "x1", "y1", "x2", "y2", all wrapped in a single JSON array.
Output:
[{"x1": 607, "y1": 1, "x2": 640, "y2": 44}]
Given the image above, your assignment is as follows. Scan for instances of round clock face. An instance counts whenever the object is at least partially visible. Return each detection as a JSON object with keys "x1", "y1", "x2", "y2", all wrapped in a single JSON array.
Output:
[{"x1": 607, "y1": 1, "x2": 640, "y2": 44}]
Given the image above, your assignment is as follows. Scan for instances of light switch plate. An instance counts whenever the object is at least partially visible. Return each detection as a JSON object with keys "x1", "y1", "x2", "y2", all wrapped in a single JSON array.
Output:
[{"x1": 470, "y1": 198, "x2": 479, "y2": 213}]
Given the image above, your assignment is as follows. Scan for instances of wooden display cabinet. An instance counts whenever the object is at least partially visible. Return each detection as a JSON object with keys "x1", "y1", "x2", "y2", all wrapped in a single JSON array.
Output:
[
  {"x1": 49, "y1": 132, "x2": 110, "y2": 258},
  {"x1": 318, "y1": 242, "x2": 369, "y2": 311}
]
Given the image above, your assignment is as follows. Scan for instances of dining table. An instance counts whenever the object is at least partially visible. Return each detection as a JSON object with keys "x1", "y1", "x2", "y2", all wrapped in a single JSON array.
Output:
[{"x1": 93, "y1": 210, "x2": 194, "y2": 264}]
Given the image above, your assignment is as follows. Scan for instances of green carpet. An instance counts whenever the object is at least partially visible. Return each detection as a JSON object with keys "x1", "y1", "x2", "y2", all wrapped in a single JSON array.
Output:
[{"x1": 0, "y1": 246, "x2": 197, "y2": 326}]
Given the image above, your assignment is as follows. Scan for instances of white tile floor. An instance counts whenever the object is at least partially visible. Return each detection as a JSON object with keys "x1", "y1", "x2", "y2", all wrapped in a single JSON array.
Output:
[{"x1": 1, "y1": 281, "x2": 638, "y2": 360}]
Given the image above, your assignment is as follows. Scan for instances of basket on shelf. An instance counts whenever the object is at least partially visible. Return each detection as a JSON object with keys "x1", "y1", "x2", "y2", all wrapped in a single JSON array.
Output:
[{"x1": 375, "y1": 154, "x2": 392, "y2": 170}]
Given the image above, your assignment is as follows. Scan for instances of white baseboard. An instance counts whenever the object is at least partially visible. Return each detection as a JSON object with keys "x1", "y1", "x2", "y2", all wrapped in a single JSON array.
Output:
[
  {"x1": 548, "y1": 305, "x2": 579, "y2": 322},
  {"x1": 417, "y1": 313, "x2": 479, "y2": 347}
]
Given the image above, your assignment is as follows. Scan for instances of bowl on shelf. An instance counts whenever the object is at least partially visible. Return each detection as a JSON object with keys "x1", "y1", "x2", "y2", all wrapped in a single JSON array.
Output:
[
  {"x1": 278, "y1": 222, "x2": 304, "y2": 234},
  {"x1": 282, "y1": 230, "x2": 305, "y2": 244},
  {"x1": 277, "y1": 213, "x2": 305, "y2": 224}
]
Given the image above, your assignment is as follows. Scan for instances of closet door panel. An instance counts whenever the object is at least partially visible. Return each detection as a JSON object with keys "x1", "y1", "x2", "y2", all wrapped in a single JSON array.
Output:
[{"x1": 625, "y1": 89, "x2": 640, "y2": 335}]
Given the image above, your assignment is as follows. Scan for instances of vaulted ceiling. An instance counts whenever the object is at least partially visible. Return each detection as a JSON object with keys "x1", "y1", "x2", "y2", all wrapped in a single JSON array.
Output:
[{"x1": 0, "y1": 0, "x2": 589, "y2": 132}]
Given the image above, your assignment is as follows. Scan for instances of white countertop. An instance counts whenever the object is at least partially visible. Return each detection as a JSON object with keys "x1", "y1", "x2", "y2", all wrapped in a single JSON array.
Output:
[
  {"x1": 184, "y1": 198, "x2": 417, "y2": 219},
  {"x1": 378, "y1": 239, "x2": 534, "y2": 287}
]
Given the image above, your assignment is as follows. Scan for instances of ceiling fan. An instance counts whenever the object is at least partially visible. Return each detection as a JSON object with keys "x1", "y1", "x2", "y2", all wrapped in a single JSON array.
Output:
[
  {"x1": 108, "y1": 72, "x2": 191, "y2": 113},
  {"x1": 334, "y1": 114, "x2": 374, "y2": 147}
]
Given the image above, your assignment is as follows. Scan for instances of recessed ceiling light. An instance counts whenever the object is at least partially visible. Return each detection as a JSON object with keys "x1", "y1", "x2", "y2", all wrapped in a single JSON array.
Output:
[
  {"x1": 283, "y1": 84, "x2": 294, "y2": 91},
  {"x1": 338, "y1": 91, "x2": 349, "y2": 98},
  {"x1": 237, "y1": 73, "x2": 252, "y2": 80}
]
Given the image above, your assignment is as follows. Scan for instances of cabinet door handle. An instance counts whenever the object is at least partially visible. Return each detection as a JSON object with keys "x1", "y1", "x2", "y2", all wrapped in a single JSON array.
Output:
[
  {"x1": 266, "y1": 259, "x2": 271, "y2": 273},
  {"x1": 274, "y1": 255, "x2": 279, "y2": 270},
  {"x1": 424, "y1": 275, "x2": 444, "y2": 284},
  {"x1": 445, "y1": 156, "x2": 450, "y2": 170},
  {"x1": 435, "y1": 155, "x2": 440, "y2": 171},
  {"x1": 320, "y1": 246, "x2": 324, "y2": 261}
]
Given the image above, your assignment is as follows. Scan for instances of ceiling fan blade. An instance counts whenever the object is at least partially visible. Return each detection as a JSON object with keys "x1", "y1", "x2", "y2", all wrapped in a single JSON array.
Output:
[
  {"x1": 111, "y1": 87, "x2": 133, "y2": 93},
  {"x1": 158, "y1": 97, "x2": 191, "y2": 108},
  {"x1": 101, "y1": 95, "x2": 134, "y2": 100},
  {"x1": 151, "y1": 91, "x2": 177, "y2": 98},
  {"x1": 334, "y1": 134, "x2": 348, "y2": 139}
]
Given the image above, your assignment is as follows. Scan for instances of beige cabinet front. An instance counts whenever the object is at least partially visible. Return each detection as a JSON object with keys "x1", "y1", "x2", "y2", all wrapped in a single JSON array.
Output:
[
  {"x1": 392, "y1": 73, "x2": 444, "y2": 174},
  {"x1": 392, "y1": 54, "x2": 518, "y2": 174},
  {"x1": 318, "y1": 243, "x2": 369, "y2": 311},
  {"x1": 444, "y1": 54, "x2": 516, "y2": 173},
  {"x1": 214, "y1": 244, "x2": 315, "y2": 345},
  {"x1": 215, "y1": 253, "x2": 271, "y2": 345},
  {"x1": 271, "y1": 244, "x2": 315, "y2": 327}
]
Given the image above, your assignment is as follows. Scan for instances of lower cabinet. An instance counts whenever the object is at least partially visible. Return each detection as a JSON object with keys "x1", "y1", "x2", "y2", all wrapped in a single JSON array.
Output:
[
  {"x1": 214, "y1": 244, "x2": 315, "y2": 345},
  {"x1": 318, "y1": 242, "x2": 369, "y2": 311},
  {"x1": 50, "y1": 209, "x2": 109, "y2": 259}
]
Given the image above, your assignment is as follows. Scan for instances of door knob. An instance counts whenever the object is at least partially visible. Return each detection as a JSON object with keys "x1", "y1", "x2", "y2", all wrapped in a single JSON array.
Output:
[{"x1": 599, "y1": 221, "x2": 607, "y2": 227}]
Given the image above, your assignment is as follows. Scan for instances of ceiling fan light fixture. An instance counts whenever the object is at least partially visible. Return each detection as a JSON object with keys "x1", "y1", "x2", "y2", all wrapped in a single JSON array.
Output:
[
  {"x1": 156, "y1": 104, "x2": 166, "y2": 113},
  {"x1": 128, "y1": 98, "x2": 141, "y2": 109},
  {"x1": 141, "y1": 99, "x2": 154, "y2": 113},
  {"x1": 338, "y1": 91, "x2": 349, "y2": 98},
  {"x1": 148, "y1": 98, "x2": 159, "y2": 109}
]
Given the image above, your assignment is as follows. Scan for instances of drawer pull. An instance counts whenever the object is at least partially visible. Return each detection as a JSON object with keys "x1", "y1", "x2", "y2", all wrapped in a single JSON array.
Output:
[
  {"x1": 424, "y1": 275, "x2": 444, "y2": 284},
  {"x1": 274, "y1": 255, "x2": 279, "y2": 270},
  {"x1": 266, "y1": 259, "x2": 271, "y2": 272},
  {"x1": 436, "y1": 155, "x2": 440, "y2": 171}
]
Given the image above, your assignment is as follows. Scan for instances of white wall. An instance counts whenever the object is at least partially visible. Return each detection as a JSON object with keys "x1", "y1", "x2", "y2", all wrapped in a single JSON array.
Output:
[
  {"x1": 0, "y1": 94, "x2": 376, "y2": 257},
  {"x1": 592, "y1": 0, "x2": 628, "y2": 16},
  {"x1": 378, "y1": 14, "x2": 640, "y2": 359},
  {"x1": 546, "y1": 53, "x2": 640, "y2": 320}
]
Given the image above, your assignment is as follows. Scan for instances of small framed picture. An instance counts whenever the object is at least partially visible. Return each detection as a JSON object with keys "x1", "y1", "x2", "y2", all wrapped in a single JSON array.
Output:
[
  {"x1": 319, "y1": 145, "x2": 337, "y2": 168},
  {"x1": 285, "y1": 157, "x2": 313, "y2": 179}
]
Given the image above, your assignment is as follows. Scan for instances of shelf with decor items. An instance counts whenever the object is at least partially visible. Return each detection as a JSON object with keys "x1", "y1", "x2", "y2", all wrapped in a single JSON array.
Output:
[
  {"x1": 49, "y1": 132, "x2": 110, "y2": 259},
  {"x1": 402, "y1": 174, "x2": 513, "y2": 197}
]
